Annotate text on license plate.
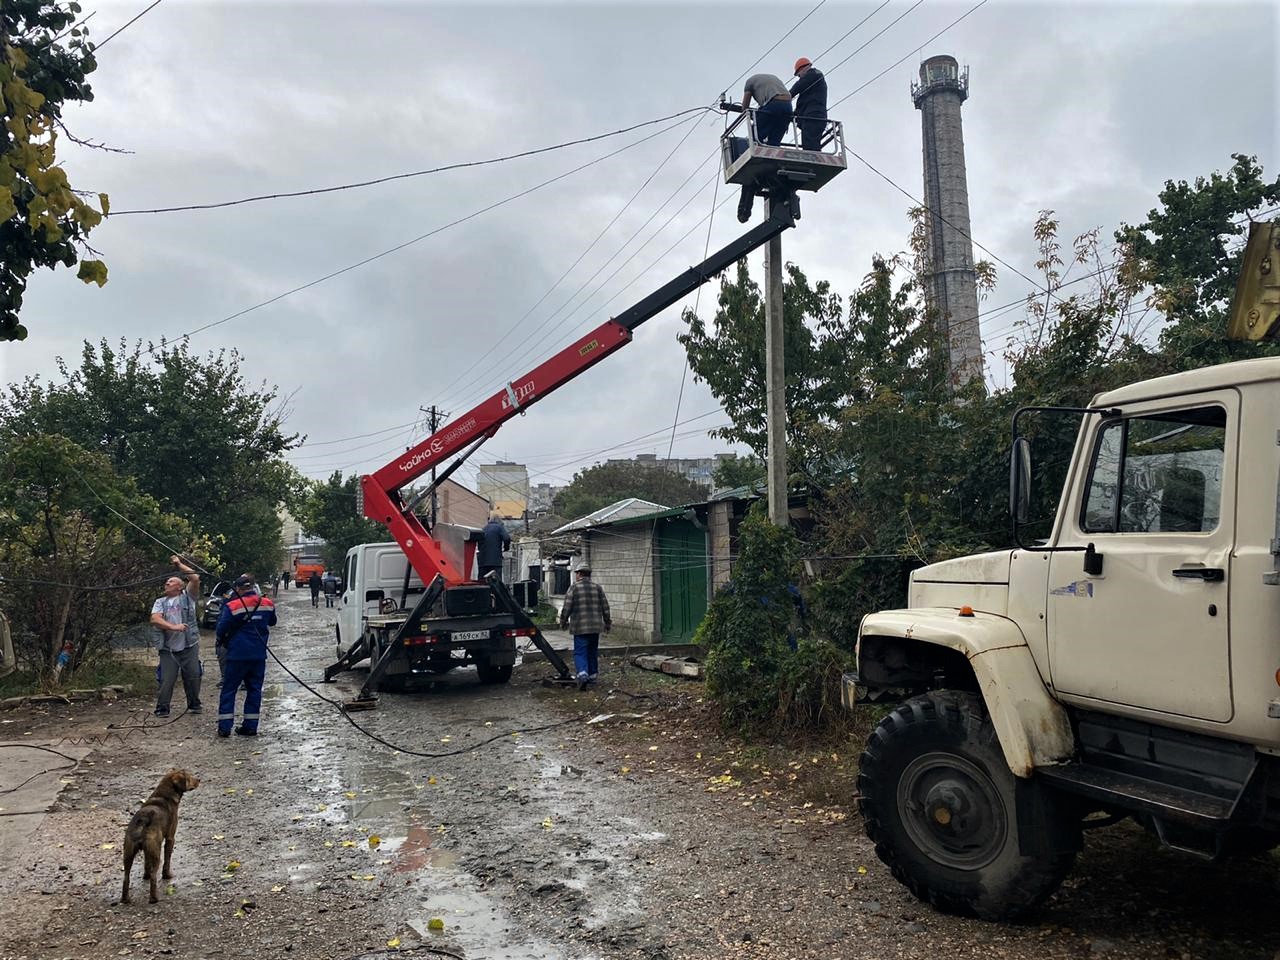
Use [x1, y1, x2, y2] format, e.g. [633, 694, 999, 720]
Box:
[452, 629, 490, 642]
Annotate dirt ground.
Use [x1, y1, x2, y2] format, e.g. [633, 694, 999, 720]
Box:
[1, 589, 1277, 960]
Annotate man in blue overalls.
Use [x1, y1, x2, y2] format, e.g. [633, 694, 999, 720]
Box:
[214, 574, 277, 737]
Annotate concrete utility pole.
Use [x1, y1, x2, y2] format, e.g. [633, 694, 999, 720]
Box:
[420, 405, 443, 527]
[912, 54, 984, 392]
[764, 231, 787, 527]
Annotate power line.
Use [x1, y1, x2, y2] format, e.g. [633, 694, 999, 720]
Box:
[96, 0, 164, 49]
[831, 0, 991, 109]
[111, 107, 711, 216]
[725, 0, 829, 92]
[813, 0, 896, 63]
[155, 114, 701, 349]
[427, 111, 711, 406]
[823, 0, 927, 79]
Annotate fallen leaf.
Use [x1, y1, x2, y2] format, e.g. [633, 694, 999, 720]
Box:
[427, 917, 445, 931]
[620, 766, 631, 774]
[427, 776, 437, 786]
[191, 879, 204, 887]
[344, 791, 357, 799]
[271, 884, 285, 893]
[323, 841, 334, 848]
[316, 804, 328, 812]
[245, 789, 254, 796]
[341, 840, 357, 848]
[234, 909, 245, 919]
[349, 873, 376, 881]
[165, 884, 176, 896]
[224, 788, 237, 794]
[291, 814, 304, 822]
[386, 937, 401, 948]
[541, 817, 554, 830]
[368, 835, 381, 848]
[212, 834, 224, 841]
[226, 860, 241, 871]
[99, 843, 115, 850]
[857, 866, 868, 875]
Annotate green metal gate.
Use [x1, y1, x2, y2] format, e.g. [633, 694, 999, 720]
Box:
[658, 519, 708, 643]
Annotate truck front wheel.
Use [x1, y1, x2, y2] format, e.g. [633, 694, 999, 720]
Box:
[858, 690, 1078, 921]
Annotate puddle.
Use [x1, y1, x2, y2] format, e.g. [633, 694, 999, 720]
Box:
[540, 764, 585, 779]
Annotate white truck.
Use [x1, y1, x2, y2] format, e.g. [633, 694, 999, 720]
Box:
[329, 537, 530, 691]
[848, 221, 1280, 919]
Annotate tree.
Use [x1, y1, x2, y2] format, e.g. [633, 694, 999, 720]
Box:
[712, 454, 765, 492]
[2, 2, 109, 342]
[679, 260, 852, 462]
[293, 472, 384, 570]
[1117, 153, 1280, 369]
[0, 339, 302, 577]
[552, 460, 708, 521]
[0, 434, 199, 682]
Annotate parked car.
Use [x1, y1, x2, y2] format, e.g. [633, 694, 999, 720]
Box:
[200, 581, 232, 629]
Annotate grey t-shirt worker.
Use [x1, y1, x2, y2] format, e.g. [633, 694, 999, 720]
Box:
[743, 73, 789, 105]
[150, 555, 203, 716]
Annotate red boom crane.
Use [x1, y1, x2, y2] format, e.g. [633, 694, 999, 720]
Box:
[331, 112, 846, 701]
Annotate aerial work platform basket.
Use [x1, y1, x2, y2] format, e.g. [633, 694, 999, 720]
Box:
[720, 110, 847, 193]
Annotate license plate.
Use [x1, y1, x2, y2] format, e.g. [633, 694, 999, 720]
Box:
[452, 629, 490, 642]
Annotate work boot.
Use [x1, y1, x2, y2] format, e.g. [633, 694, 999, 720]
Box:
[737, 187, 754, 223]
[234, 726, 258, 737]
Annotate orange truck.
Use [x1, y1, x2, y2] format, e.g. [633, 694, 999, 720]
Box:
[293, 554, 325, 584]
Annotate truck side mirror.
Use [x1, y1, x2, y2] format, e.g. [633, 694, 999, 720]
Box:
[1009, 436, 1031, 523]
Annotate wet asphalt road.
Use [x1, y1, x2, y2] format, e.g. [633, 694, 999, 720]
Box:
[1, 587, 1278, 960]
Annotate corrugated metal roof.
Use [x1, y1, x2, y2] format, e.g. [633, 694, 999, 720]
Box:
[551, 498, 668, 534]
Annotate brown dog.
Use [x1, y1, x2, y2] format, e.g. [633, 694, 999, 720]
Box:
[121, 768, 200, 904]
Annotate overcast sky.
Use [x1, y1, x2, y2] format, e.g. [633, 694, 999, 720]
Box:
[3, 0, 1276, 496]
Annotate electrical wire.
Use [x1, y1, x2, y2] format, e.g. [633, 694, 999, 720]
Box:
[153, 112, 705, 350]
[822, 0, 927, 79]
[830, 0, 991, 108]
[112, 107, 711, 216]
[96, 0, 165, 49]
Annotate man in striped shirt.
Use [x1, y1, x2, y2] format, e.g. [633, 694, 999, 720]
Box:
[559, 566, 611, 690]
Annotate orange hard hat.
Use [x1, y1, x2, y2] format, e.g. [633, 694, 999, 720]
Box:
[794, 57, 812, 75]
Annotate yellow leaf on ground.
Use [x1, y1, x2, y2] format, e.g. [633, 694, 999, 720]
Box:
[427, 918, 445, 931]
[99, 843, 115, 850]
[541, 817, 554, 830]
[386, 937, 401, 948]
[323, 841, 334, 848]
[856, 866, 868, 875]
[368, 835, 381, 848]
[344, 791, 357, 799]
[212, 834, 224, 840]
[271, 884, 285, 893]
[620, 766, 631, 774]
[245, 789, 254, 796]
[226, 860, 241, 871]
[165, 884, 176, 896]
[427, 776, 437, 785]
[341, 840, 357, 848]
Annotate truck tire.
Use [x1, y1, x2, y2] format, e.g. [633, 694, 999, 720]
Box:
[476, 661, 513, 685]
[858, 690, 1078, 921]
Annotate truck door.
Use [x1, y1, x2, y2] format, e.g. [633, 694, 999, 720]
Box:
[337, 550, 360, 653]
[1047, 393, 1237, 722]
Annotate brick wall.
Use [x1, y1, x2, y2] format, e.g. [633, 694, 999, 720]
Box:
[583, 527, 657, 642]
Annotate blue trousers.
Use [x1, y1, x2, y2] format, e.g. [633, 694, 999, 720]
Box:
[573, 633, 599, 680]
[218, 658, 266, 733]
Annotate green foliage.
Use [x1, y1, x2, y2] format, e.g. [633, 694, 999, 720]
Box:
[1117, 153, 1280, 369]
[711, 454, 764, 492]
[701, 507, 847, 732]
[0, 338, 301, 577]
[552, 460, 708, 520]
[0, 434, 196, 682]
[292, 471, 384, 570]
[2, 2, 108, 341]
[688, 156, 1277, 735]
